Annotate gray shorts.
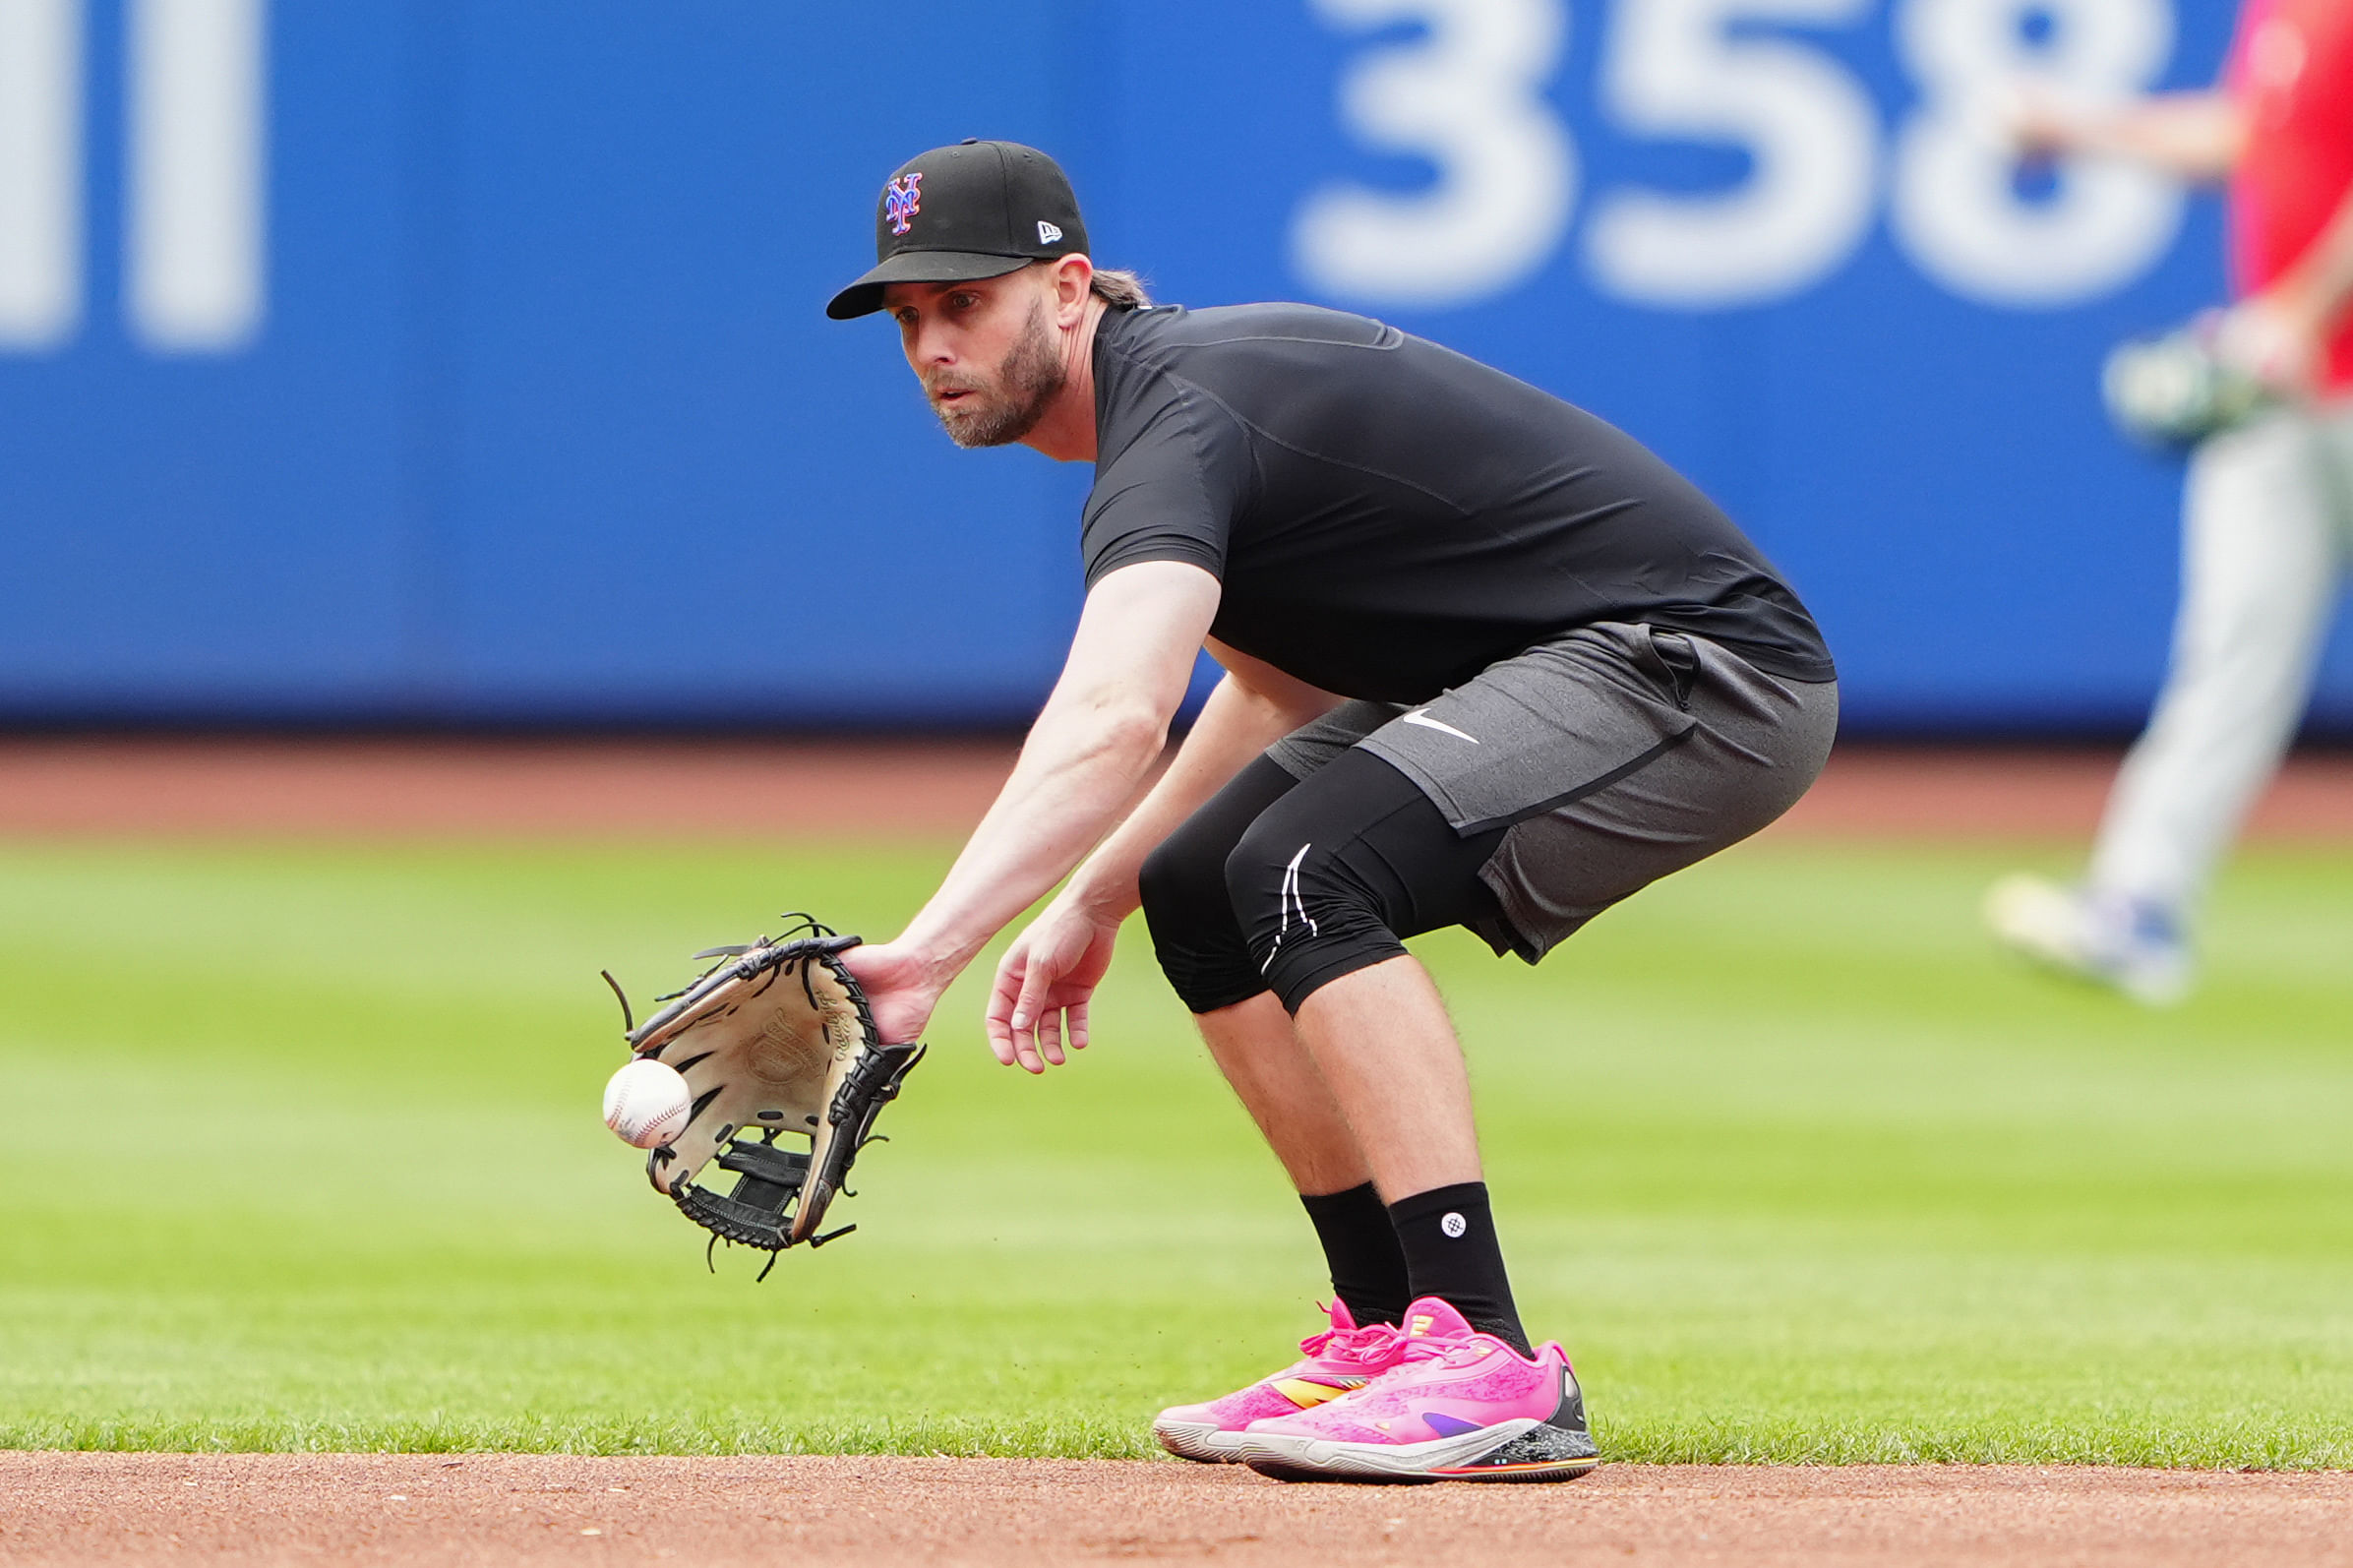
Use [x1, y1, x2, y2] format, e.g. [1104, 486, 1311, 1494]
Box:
[1264, 622, 1839, 960]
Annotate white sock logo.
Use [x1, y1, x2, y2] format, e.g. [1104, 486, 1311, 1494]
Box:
[1440, 1212, 1468, 1238]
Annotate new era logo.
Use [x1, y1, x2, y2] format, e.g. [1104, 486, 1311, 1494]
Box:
[1037, 220, 1063, 244]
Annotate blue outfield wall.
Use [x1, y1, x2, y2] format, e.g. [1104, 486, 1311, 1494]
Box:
[1, 0, 2347, 730]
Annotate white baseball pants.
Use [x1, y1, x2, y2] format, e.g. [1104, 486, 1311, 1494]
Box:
[2088, 398, 2353, 915]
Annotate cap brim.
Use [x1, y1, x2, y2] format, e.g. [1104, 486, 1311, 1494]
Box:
[825, 250, 1038, 321]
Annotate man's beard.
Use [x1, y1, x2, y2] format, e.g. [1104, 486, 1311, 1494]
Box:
[928, 302, 1066, 449]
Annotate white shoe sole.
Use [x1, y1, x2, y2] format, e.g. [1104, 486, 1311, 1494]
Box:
[1984, 874, 2191, 1006]
[1237, 1418, 1555, 1480]
[1152, 1417, 1250, 1464]
[1985, 874, 2094, 965]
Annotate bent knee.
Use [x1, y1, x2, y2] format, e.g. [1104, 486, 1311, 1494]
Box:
[1141, 836, 1270, 1015]
[1224, 818, 1405, 1014]
[1137, 835, 1212, 932]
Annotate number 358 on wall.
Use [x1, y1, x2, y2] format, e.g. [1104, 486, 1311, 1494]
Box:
[1294, 0, 2185, 311]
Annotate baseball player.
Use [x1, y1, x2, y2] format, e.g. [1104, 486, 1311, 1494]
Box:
[1988, 0, 2353, 1003]
[829, 140, 1837, 1481]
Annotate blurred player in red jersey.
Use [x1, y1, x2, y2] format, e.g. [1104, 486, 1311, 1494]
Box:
[1989, 0, 2353, 1003]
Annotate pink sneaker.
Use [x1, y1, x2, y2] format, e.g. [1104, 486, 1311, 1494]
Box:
[1153, 1301, 1408, 1463]
[1238, 1297, 1599, 1482]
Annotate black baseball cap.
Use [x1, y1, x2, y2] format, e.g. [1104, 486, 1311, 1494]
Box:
[825, 140, 1089, 321]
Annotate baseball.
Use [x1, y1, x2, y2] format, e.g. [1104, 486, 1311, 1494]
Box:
[603, 1057, 694, 1149]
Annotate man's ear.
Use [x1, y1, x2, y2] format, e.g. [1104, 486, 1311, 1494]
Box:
[1051, 254, 1095, 326]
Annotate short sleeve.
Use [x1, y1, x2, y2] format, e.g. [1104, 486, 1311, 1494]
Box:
[1080, 369, 1252, 589]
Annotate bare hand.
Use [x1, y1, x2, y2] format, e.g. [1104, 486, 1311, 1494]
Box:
[836, 940, 949, 1047]
[987, 903, 1121, 1073]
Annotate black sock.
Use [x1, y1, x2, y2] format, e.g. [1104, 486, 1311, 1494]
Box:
[1298, 1182, 1410, 1328]
[1387, 1181, 1533, 1357]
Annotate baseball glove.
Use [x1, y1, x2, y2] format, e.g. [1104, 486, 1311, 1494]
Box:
[2102, 312, 2272, 450]
[602, 917, 924, 1269]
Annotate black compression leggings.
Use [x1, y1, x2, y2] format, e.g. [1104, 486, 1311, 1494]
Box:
[1138, 750, 1508, 1015]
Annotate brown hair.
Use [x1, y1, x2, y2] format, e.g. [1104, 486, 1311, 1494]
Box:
[1089, 268, 1153, 310]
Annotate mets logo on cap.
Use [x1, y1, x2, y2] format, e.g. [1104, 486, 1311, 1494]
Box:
[883, 173, 923, 236]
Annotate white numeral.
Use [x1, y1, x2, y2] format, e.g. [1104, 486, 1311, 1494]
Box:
[1292, 0, 1575, 308]
[1584, 0, 1880, 307]
[0, 0, 82, 350]
[1890, 0, 2181, 306]
[127, 0, 268, 351]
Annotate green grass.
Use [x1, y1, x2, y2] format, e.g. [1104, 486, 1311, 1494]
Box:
[1, 832, 2349, 1465]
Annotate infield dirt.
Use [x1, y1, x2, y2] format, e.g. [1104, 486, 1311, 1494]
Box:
[1, 736, 2349, 840]
[6, 1454, 2353, 1568]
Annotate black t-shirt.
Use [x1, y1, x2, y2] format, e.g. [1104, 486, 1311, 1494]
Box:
[1081, 302, 1834, 703]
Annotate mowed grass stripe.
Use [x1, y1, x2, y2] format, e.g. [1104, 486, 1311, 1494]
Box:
[0, 837, 2346, 1464]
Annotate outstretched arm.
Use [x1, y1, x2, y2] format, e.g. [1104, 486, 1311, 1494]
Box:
[840, 561, 1219, 1045]
[2013, 89, 2245, 184]
[985, 641, 1343, 1071]
[2017, 78, 2350, 393]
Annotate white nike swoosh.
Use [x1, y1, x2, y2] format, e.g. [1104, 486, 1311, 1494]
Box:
[1401, 709, 1479, 744]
